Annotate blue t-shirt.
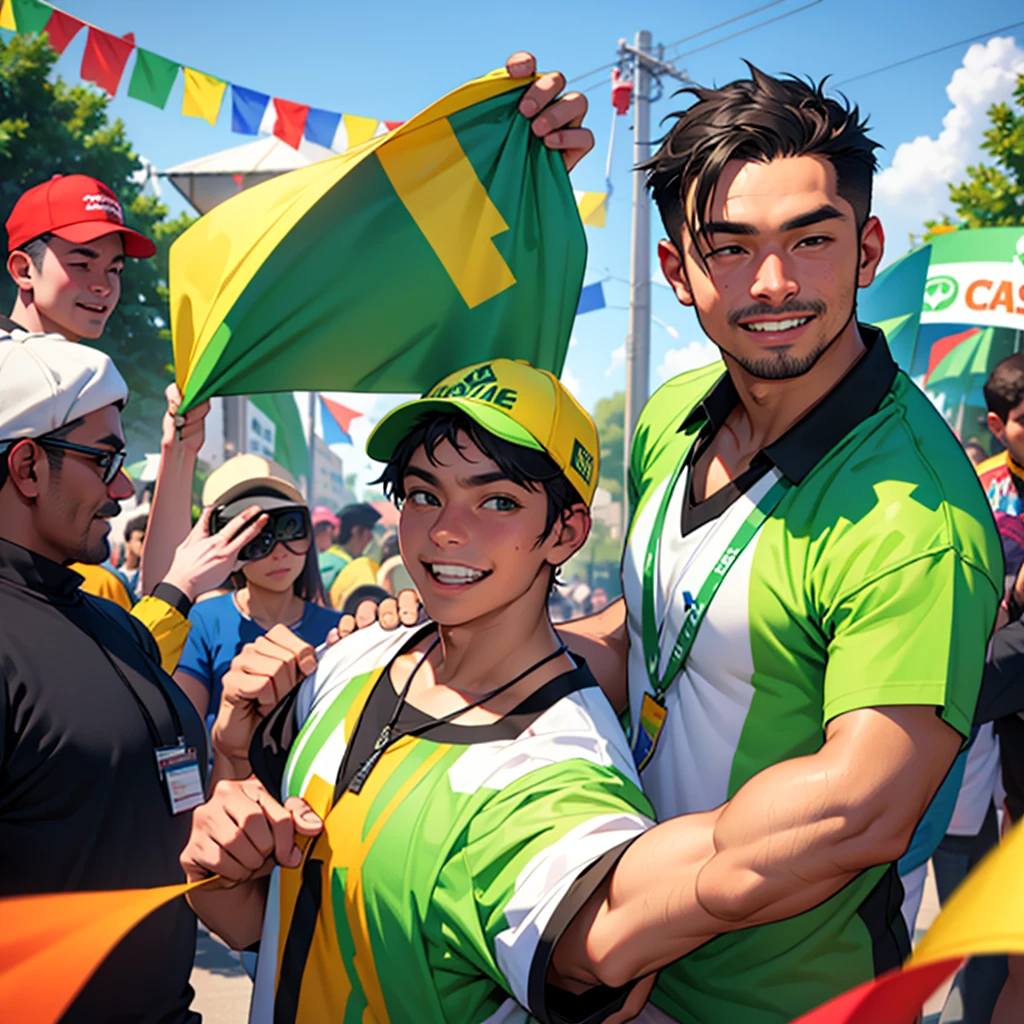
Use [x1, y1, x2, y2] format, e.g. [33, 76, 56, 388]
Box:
[176, 593, 341, 725]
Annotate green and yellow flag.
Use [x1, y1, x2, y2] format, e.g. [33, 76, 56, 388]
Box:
[172, 68, 586, 413]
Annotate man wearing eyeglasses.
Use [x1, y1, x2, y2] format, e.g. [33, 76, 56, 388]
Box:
[0, 334, 272, 1022]
[2, 173, 210, 669]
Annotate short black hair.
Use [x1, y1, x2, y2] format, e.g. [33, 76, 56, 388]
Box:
[984, 354, 1024, 422]
[338, 503, 380, 544]
[124, 514, 148, 541]
[375, 411, 585, 548]
[19, 232, 54, 271]
[642, 63, 881, 265]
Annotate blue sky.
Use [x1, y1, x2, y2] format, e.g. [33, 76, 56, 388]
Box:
[15, 0, 1024, 485]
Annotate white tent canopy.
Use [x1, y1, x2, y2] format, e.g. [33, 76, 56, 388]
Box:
[162, 135, 335, 215]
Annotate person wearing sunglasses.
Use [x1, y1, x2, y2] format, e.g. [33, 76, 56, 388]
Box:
[173, 455, 341, 732]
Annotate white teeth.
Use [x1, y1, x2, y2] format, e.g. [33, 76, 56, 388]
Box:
[744, 317, 811, 333]
[430, 563, 485, 583]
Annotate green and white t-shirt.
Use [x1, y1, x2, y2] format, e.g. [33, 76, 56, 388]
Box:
[623, 327, 1002, 1024]
[248, 622, 655, 1024]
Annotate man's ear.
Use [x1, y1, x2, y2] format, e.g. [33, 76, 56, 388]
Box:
[988, 411, 1008, 445]
[658, 239, 694, 308]
[7, 250, 35, 293]
[6, 440, 45, 501]
[548, 504, 592, 567]
[856, 216, 885, 288]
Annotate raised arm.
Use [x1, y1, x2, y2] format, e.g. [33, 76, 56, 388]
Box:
[552, 703, 960, 989]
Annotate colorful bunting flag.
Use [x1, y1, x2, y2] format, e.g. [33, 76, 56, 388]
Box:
[319, 395, 360, 446]
[260, 97, 310, 150]
[574, 190, 608, 228]
[80, 28, 135, 97]
[127, 48, 179, 110]
[0, 0, 51, 36]
[304, 107, 342, 149]
[39, 7, 82, 54]
[329, 113, 379, 152]
[576, 281, 605, 315]
[182, 67, 227, 126]
[231, 84, 270, 135]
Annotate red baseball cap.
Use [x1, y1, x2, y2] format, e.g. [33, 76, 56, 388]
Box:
[5, 174, 156, 258]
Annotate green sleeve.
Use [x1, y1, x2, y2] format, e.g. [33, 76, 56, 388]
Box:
[822, 549, 999, 737]
[431, 762, 652, 1010]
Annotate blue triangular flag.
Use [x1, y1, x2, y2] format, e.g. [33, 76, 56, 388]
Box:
[305, 108, 342, 149]
[231, 85, 271, 136]
[576, 281, 605, 316]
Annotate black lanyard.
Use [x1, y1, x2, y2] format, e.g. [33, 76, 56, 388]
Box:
[342, 634, 569, 796]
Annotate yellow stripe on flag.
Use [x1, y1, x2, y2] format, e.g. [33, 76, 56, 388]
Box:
[172, 67, 533, 401]
[377, 118, 517, 309]
[0, 0, 17, 32]
[181, 68, 227, 126]
[574, 190, 608, 228]
[343, 113, 379, 149]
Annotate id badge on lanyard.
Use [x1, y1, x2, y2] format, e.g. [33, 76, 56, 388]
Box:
[156, 740, 205, 815]
[632, 453, 790, 773]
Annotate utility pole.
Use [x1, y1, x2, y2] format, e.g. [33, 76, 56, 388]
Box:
[307, 391, 317, 504]
[619, 33, 691, 522]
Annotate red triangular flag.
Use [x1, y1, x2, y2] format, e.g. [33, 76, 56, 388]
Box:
[384, 120, 405, 131]
[232, 173, 244, 189]
[320, 394, 362, 434]
[42, 9, 85, 55]
[272, 98, 310, 150]
[80, 28, 135, 96]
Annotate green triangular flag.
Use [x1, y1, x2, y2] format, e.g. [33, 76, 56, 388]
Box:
[127, 48, 179, 109]
[10, 0, 52, 35]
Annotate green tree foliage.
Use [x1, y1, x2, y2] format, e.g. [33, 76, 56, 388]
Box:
[928, 73, 1024, 231]
[0, 33, 195, 455]
[592, 390, 625, 499]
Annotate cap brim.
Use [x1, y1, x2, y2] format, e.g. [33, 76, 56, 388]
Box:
[217, 493, 306, 520]
[367, 397, 544, 463]
[53, 222, 157, 259]
[210, 478, 306, 509]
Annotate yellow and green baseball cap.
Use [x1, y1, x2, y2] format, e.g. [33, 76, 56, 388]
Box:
[366, 359, 600, 505]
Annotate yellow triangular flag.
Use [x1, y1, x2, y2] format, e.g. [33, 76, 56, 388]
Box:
[343, 113, 379, 150]
[0, 0, 18, 32]
[181, 67, 227, 127]
[574, 190, 608, 228]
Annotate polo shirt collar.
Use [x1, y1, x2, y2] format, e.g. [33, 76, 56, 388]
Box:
[0, 537, 84, 604]
[679, 323, 897, 485]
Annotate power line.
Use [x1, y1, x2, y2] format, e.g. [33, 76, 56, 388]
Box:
[834, 21, 1024, 86]
[669, 0, 824, 63]
[662, 0, 798, 55]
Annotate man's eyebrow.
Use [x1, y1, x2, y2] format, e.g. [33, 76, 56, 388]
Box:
[403, 466, 440, 486]
[779, 204, 845, 231]
[462, 470, 514, 488]
[89, 433, 126, 451]
[702, 205, 846, 238]
[67, 246, 100, 259]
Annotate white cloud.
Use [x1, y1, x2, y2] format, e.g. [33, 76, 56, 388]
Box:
[561, 366, 583, 399]
[657, 340, 720, 381]
[874, 36, 1024, 232]
[605, 344, 625, 377]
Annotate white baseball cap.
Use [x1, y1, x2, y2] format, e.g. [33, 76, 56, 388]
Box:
[201, 453, 305, 510]
[0, 333, 128, 442]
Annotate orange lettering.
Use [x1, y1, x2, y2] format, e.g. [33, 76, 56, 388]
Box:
[990, 280, 1015, 313]
[966, 280, 992, 310]
[1017, 283, 1024, 314]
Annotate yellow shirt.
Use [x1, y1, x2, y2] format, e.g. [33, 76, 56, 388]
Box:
[73, 563, 191, 674]
[328, 556, 381, 611]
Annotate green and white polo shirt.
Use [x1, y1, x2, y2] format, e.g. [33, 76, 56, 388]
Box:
[623, 326, 1002, 1024]
[248, 622, 655, 1024]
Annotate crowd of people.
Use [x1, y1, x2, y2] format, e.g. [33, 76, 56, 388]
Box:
[2, 49, 1024, 1024]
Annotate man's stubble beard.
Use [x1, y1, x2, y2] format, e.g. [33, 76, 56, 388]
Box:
[696, 274, 859, 382]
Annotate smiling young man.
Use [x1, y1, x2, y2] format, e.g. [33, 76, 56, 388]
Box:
[539, 66, 1003, 1020]
[180, 359, 667, 1024]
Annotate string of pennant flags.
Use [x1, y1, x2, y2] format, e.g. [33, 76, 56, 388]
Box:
[0, 0, 608, 226]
